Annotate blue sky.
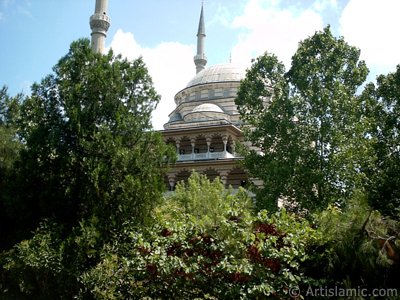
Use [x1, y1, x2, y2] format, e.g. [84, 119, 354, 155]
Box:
[1, 0, 399, 129]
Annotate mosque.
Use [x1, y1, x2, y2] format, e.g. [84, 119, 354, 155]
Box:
[90, 0, 259, 191]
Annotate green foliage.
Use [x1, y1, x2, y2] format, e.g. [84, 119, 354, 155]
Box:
[2, 27, 399, 300]
[0, 85, 22, 181]
[158, 172, 253, 228]
[235, 24, 400, 300]
[1, 218, 111, 299]
[0, 38, 175, 298]
[311, 193, 400, 292]
[1, 221, 67, 299]
[0, 86, 21, 126]
[0, 86, 24, 249]
[361, 65, 400, 219]
[0, 125, 20, 174]
[236, 26, 370, 212]
[80, 173, 323, 299]
[236, 53, 294, 212]
[4, 39, 174, 246]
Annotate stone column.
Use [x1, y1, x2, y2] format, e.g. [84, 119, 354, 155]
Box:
[222, 136, 228, 153]
[206, 137, 211, 158]
[191, 138, 196, 159]
[175, 139, 181, 158]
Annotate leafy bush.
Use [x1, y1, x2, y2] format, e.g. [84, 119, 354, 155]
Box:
[1, 221, 69, 299]
[80, 173, 323, 299]
[6, 175, 399, 300]
[310, 193, 400, 294]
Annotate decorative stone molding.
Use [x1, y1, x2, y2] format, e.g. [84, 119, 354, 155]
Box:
[90, 13, 111, 34]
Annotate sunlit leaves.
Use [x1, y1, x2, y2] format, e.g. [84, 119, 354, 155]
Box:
[236, 26, 370, 211]
[79, 173, 322, 299]
[362, 65, 400, 219]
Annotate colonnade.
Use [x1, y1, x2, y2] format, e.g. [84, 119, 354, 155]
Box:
[168, 134, 237, 161]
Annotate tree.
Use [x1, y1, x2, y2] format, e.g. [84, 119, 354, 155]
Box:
[5, 38, 174, 246]
[1, 38, 176, 298]
[312, 193, 400, 292]
[0, 86, 22, 180]
[0, 86, 23, 248]
[236, 27, 369, 212]
[236, 53, 295, 212]
[362, 65, 400, 219]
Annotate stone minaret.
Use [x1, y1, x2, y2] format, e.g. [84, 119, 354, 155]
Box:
[194, 4, 207, 74]
[90, 0, 111, 54]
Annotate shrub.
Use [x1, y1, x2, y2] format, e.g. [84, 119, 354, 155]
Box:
[80, 173, 323, 299]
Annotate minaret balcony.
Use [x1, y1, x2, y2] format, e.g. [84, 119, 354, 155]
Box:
[90, 13, 111, 23]
[90, 13, 111, 33]
[194, 53, 207, 61]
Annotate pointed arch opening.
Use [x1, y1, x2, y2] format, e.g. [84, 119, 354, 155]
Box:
[203, 168, 220, 183]
[175, 170, 191, 187]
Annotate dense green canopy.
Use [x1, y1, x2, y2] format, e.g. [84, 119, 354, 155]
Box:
[1, 39, 174, 248]
[236, 27, 369, 212]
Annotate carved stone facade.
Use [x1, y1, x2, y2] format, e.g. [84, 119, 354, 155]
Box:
[161, 64, 260, 190]
[159, 5, 262, 191]
[90, 14, 111, 33]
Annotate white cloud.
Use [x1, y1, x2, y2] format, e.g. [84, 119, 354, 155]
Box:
[208, 3, 232, 28]
[109, 0, 394, 130]
[312, 0, 338, 12]
[339, 0, 400, 77]
[107, 30, 142, 60]
[108, 29, 195, 130]
[230, 0, 324, 70]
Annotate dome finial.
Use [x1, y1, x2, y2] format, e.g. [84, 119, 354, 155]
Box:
[194, 2, 207, 74]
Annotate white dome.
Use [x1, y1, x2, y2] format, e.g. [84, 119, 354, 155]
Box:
[192, 103, 224, 113]
[186, 63, 245, 88]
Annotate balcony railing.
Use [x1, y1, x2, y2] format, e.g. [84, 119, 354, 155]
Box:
[177, 151, 235, 161]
